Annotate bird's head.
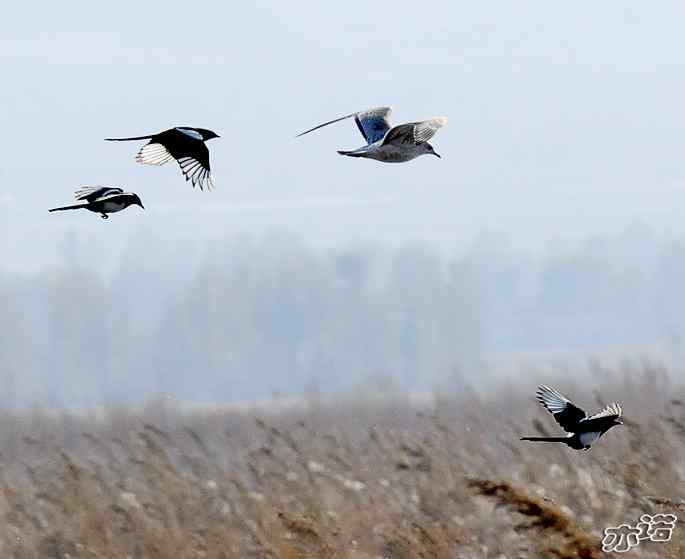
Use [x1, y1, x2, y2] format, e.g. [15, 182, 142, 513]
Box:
[423, 143, 441, 159]
[196, 128, 220, 141]
[130, 194, 145, 210]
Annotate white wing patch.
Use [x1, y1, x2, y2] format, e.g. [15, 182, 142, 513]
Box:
[177, 157, 214, 191]
[136, 143, 174, 166]
[175, 127, 203, 141]
[584, 403, 622, 421]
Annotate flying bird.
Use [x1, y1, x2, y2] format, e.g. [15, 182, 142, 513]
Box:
[105, 127, 219, 190]
[520, 385, 623, 450]
[296, 107, 447, 163]
[49, 186, 144, 220]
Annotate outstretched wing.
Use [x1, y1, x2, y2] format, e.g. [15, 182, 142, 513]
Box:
[583, 403, 622, 422]
[382, 117, 448, 146]
[74, 186, 124, 202]
[177, 142, 214, 191]
[354, 107, 393, 143]
[535, 385, 587, 432]
[296, 106, 392, 144]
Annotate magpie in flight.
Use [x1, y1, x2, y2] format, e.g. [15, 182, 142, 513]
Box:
[296, 107, 447, 163]
[49, 186, 144, 219]
[520, 385, 623, 450]
[105, 127, 219, 191]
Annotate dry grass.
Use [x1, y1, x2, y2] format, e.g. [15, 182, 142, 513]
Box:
[0, 363, 683, 558]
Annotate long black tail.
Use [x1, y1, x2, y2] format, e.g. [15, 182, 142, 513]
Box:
[49, 203, 88, 213]
[337, 150, 364, 157]
[104, 134, 153, 141]
[520, 436, 569, 443]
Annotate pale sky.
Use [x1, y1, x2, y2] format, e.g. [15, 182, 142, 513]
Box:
[3, 2, 685, 270]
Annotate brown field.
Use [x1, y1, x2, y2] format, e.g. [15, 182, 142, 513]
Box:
[0, 363, 683, 558]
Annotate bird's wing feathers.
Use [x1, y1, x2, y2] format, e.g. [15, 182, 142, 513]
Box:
[74, 186, 123, 202]
[536, 385, 587, 432]
[354, 107, 393, 144]
[414, 117, 448, 142]
[382, 117, 448, 146]
[584, 403, 622, 422]
[177, 142, 213, 191]
[136, 137, 213, 190]
[178, 158, 213, 191]
[175, 127, 204, 141]
[296, 106, 392, 144]
[136, 142, 175, 166]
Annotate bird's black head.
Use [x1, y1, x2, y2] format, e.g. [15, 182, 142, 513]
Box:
[130, 193, 145, 210]
[195, 128, 220, 141]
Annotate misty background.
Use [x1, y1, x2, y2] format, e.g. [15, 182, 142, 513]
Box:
[2, 3, 685, 407]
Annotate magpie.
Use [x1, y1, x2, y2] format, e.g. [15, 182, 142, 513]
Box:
[49, 186, 144, 219]
[520, 385, 623, 450]
[105, 127, 219, 191]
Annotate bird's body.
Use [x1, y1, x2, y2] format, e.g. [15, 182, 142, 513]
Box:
[49, 186, 144, 219]
[297, 107, 447, 162]
[521, 385, 623, 451]
[337, 141, 437, 163]
[105, 127, 219, 191]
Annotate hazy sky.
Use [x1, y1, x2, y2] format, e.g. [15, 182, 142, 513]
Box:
[3, 2, 685, 270]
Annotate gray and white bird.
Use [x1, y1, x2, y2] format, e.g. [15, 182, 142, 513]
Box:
[49, 186, 144, 220]
[296, 107, 447, 162]
[520, 385, 624, 451]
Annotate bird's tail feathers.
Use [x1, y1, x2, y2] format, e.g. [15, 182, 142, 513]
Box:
[520, 436, 569, 443]
[296, 113, 355, 138]
[104, 135, 153, 141]
[49, 203, 88, 213]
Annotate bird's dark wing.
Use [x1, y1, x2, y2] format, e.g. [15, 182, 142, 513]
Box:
[296, 107, 392, 145]
[135, 142, 175, 166]
[176, 141, 213, 191]
[382, 117, 448, 146]
[74, 186, 124, 202]
[535, 385, 587, 432]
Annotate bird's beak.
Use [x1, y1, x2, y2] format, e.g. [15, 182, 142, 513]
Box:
[138, 203, 145, 210]
[433, 152, 442, 159]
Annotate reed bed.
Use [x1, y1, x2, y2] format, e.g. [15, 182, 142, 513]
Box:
[0, 363, 682, 558]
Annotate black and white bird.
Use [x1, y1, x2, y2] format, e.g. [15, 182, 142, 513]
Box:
[105, 127, 219, 190]
[520, 385, 623, 450]
[49, 186, 144, 220]
[296, 107, 447, 162]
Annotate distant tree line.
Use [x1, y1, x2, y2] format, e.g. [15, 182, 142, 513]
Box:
[0, 225, 683, 407]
